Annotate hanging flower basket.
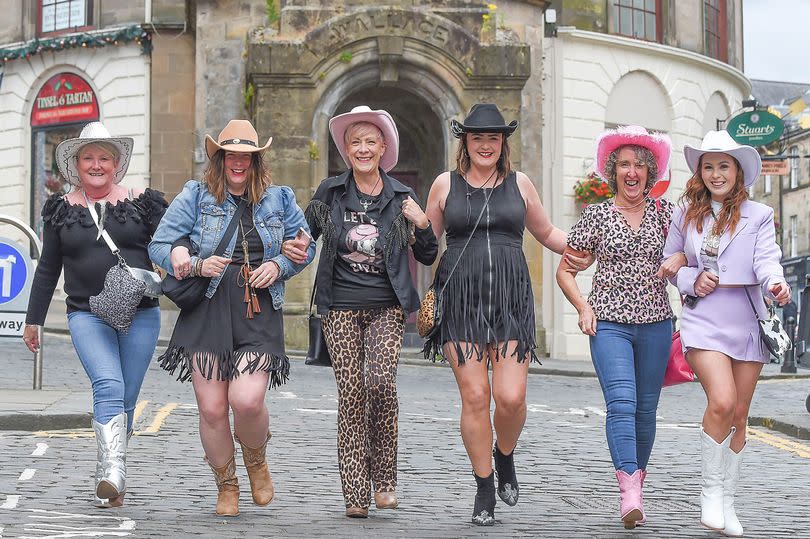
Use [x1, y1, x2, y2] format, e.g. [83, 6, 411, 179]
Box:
[574, 172, 613, 208]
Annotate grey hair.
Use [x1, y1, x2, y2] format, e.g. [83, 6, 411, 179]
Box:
[603, 145, 659, 194]
[343, 121, 385, 146]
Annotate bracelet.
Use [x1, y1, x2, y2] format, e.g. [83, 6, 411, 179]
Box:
[195, 258, 204, 277]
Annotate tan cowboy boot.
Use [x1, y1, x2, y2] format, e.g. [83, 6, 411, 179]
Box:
[236, 431, 274, 506]
[206, 454, 239, 516]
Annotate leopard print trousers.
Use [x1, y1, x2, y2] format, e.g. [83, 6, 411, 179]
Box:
[322, 306, 405, 509]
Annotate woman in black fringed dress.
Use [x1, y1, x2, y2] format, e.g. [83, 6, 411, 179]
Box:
[424, 104, 588, 526]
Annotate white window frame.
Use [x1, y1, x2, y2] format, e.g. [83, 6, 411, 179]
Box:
[764, 174, 772, 195]
[789, 146, 799, 189]
[789, 215, 798, 258]
[40, 0, 89, 35]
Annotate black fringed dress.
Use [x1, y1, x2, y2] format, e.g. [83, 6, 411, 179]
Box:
[423, 170, 538, 364]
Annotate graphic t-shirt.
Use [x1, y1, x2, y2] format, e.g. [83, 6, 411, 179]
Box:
[330, 182, 399, 310]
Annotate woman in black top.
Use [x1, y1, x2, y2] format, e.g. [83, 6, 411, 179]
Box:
[283, 106, 438, 518]
[23, 122, 167, 508]
[424, 104, 586, 526]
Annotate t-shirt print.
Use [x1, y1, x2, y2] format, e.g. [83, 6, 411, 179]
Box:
[341, 210, 384, 274]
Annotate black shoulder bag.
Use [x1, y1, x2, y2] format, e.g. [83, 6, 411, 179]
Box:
[161, 198, 247, 310]
[304, 281, 332, 367]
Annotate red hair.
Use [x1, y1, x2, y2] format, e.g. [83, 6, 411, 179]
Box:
[680, 155, 748, 235]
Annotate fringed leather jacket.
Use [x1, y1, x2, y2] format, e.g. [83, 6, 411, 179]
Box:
[305, 169, 438, 314]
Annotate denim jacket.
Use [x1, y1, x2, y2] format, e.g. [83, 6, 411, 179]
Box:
[149, 180, 315, 309]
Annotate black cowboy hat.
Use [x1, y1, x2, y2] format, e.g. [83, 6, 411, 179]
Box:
[450, 103, 519, 138]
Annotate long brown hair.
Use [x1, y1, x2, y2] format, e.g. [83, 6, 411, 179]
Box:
[680, 154, 748, 235]
[203, 150, 272, 204]
[455, 133, 512, 179]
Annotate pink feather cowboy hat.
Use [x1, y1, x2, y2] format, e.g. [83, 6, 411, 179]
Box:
[329, 105, 399, 172]
[595, 125, 672, 182]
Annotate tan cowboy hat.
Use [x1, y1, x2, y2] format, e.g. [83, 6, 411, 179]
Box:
[54, 122, 133, 186]
[204, 119, 272, 159]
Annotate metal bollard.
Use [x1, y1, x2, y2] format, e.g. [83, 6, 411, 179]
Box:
[33, 325, 43, 390]
[782, 316, 797, 374]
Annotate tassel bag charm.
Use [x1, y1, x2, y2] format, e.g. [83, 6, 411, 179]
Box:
[237, 221, 262, 319]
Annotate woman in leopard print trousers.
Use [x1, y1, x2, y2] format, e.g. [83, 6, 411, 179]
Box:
[283, 106, 438, 518]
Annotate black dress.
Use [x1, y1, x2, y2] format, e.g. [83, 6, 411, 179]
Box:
[158, 196, 288, 388]
[424, 170, 537, 364]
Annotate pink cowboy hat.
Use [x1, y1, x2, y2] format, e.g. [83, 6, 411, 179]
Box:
[329, 105, 399, 172]
[595, 125, 672, 181]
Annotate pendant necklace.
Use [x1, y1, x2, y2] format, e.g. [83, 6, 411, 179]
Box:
[612, 198, 645, 212]
[357, 174, 382, 212]
[235, 203, 262, 319]
[463, 168, 497, 225]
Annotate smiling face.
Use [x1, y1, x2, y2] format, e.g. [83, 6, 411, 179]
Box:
[223, 151, 253, 192]
[344, 122, 385, 175]
[700, 152, 741, 202]
[466, 132, 503, 170]
[76, 144, 119, 191]
[614, 146, 650, 202]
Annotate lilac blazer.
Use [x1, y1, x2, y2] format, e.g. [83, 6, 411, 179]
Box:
[663, 200, 786, 299]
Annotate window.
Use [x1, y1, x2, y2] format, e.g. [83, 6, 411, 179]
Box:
[764, 174, 772, 195]
[613, 0, 661, 42]
[789, 146, 799, 189]
[704, 0, 727, 61]
[39, 0, 91, 35]
[789, 215, 798, 258]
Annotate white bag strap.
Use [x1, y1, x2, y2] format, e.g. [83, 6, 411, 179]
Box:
[83, 191, 122, 259]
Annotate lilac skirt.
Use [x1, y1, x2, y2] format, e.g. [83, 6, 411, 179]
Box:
[680, 287, 768, 363]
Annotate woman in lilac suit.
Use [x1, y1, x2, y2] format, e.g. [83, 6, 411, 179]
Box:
[662, 130, 790, 537]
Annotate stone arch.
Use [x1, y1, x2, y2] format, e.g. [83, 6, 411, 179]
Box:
[702, 91, 731, 133]
[605, 70, 673, 132]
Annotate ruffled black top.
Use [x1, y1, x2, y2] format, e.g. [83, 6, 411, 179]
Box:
[25, 189, 169, 325]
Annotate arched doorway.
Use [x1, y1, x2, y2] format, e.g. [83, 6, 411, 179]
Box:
[327, 87, 444, 341]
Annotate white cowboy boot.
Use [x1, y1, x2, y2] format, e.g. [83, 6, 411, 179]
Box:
[94, 428, 131, 508]
[700, 427, 734, 531]
[722, 444, 745, 537]
[92, 413, 127, 504]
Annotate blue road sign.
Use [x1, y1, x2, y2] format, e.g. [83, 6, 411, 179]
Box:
[0, 241, 27, 305]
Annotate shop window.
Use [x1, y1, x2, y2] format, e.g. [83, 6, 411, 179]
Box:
[39, 0, 92, 35]
[790, 146, 799, 189]
[704, 0, 727, 62]
[612, 0, 661, 43]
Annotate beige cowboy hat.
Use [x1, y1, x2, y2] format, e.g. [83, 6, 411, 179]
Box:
[204, 119, 272, 159]
[54, 122, 134, 186]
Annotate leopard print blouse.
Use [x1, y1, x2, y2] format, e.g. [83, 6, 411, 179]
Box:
[567, 198, 674, 324]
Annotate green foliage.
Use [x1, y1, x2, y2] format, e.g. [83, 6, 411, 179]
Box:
[266, 0, 280, 26]
[308, 140, 320, 161]
[1, 25, 152, 63]
[339, 51, 353, 63]
[243, 82, 255, 111]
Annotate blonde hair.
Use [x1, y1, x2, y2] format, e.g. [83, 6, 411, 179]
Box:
[76, 142, 120, 161]
[343, 122, 385, 147]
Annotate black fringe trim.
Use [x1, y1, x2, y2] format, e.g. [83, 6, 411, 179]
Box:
[158, 346, 290, 389]
[305, 200, 336, 261]
[384, 212, 411, 261]
[422, 243, 539, 365]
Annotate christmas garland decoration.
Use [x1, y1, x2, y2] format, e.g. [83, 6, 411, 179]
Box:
[1, 25, 152, 63]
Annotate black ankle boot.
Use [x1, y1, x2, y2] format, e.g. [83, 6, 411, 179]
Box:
[494, 442, 519, 506]
[472, 471, 496, 526]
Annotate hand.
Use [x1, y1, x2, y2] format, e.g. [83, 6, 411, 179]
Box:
[249, 261, 280, 288]
[564, 251, 594, 273]
[577, 304, 597, 336]
[200, 256, 231, 278]
[693, 271, 719, 297]
[282, 238, 309, 264]
[23, 324, 39, 353]
[170, 246, 192, 279]
[402, 196, 429, 229]
[769, 282, 791, 306]
[656, 252, 687, 279]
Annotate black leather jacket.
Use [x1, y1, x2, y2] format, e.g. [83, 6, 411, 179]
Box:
[305, 169, 438, 314]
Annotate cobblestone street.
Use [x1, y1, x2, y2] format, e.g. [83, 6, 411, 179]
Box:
[1, 335, 809, 538]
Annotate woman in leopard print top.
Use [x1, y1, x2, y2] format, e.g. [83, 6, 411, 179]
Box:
[556, 125, 685, 530]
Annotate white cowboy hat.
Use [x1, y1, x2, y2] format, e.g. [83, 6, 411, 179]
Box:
[329, 106, 399, 172]
[55, 122, 134, 186]
[684, 130, 762, 187]
[204, 119, 272, 159]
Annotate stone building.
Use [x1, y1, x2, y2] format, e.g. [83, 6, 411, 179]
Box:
[0, 0, 751, 358]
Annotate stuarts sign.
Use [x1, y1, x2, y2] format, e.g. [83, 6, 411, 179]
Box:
[31, 73, 99, 127]
[725, 110, 784, 147]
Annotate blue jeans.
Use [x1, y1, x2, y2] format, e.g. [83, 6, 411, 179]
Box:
[67, 307, 161, 432]
[589, 319, 671, 473]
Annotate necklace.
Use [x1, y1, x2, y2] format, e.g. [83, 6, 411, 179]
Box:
[356, 174, 382, 212]
[612, 198, 645, 211]
[82, 187, 114, 203]
[463, 168, 498, 225]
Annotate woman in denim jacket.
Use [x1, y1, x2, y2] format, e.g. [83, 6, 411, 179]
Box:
[149, 120, 315, 517]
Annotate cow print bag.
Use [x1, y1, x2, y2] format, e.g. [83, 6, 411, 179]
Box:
[744, 286, 792, 359]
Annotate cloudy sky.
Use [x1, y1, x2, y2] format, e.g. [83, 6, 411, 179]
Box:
[743, 0, 810, 83]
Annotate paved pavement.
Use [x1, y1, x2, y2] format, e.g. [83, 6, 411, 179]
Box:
[1, 333, 809, 538]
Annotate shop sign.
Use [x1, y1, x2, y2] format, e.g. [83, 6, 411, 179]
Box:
[761, 159, 790, 175]
[31, 73, 99, 127]
[725, 110, 784, 147]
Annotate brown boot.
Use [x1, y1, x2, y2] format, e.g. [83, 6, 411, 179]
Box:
[206, 454, 239, 516]
[236, 431, 274, 506]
